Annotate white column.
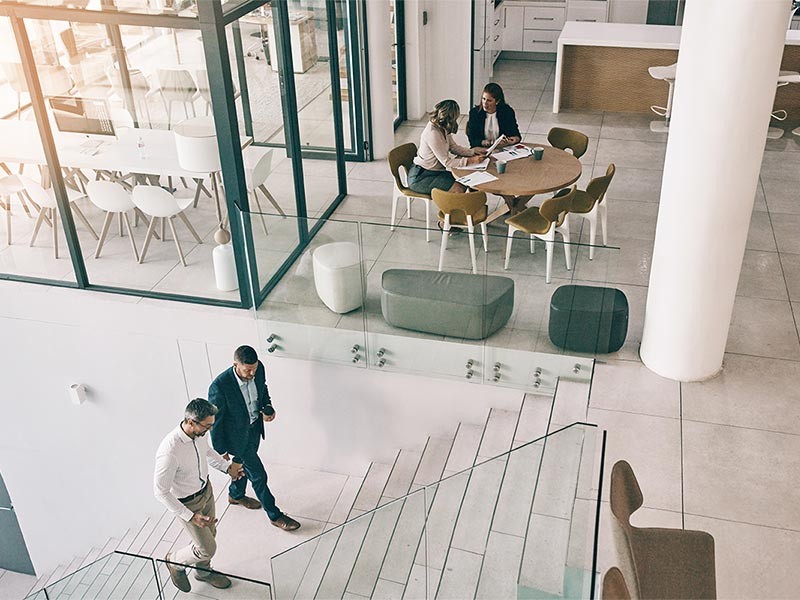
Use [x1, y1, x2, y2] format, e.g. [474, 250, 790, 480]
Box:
[365, 0, 394, 159]
[640, 0, 789, 381]
[404, 0, 426, 120]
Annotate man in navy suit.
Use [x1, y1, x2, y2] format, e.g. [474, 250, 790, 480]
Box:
[208, 345, 300, 531]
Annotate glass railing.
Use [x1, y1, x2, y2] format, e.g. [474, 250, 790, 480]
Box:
[269, 422, 602, 599]
[24, 551, 272, 600]
[240, 205, 622, 393]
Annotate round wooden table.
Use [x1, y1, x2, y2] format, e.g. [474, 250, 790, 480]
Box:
[452, 144, 582, 223]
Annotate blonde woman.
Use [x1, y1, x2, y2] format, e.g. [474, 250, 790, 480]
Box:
[407, 99, 486, 196]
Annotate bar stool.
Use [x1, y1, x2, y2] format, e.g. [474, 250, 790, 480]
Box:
[648, 62, 677, 133]
[768, 70, 800, 139]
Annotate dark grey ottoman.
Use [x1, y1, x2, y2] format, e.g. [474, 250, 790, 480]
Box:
[549, 285, 628, 353]
[381, 269, 514, 339]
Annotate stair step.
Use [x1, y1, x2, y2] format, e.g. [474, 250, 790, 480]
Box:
[550, 379, 590, 430]
[126, 516, 160, 555]
[477, 409, 520, 459]
[444, 423, 484, 473]
[350, 458, 396, 516]
[413, 436, 455, 488]
[138, 510, 175, 557]
[519, 514, 570, 594]
[403, 563, 440, 599]
[377, 489, 429, 587]
[475, 531, 525, 600]
[279, 531, 340, 599]
[492, 443, 543, 537]
[330, 475, 366, 524]
[514, 393, 554, 447]
[532, 426, 584, 520]
[450, 457, 506, 555]
[116, 521, 143, 553]
[315, 516, 372, 599]
[344, 500, 404, 596]
[382, 449, 423, 501]
[415, 470, 471, 573]
[437, 548, 482, 599]
[373, 577, 406, 599]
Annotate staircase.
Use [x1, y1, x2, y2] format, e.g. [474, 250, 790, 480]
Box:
[270, 378, 601, 600]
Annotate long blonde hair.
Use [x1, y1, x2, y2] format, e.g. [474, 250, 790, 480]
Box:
[429, 99, 460, 135]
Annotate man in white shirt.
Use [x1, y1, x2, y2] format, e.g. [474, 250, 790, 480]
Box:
[154, 398, 244, 593]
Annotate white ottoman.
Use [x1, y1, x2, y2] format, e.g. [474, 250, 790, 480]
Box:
[312, 241, 362, 313]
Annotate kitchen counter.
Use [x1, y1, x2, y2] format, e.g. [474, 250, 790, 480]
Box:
[554, 22, 800, 113]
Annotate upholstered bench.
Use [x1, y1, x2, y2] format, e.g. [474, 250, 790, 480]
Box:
[381, 269, 514, 339]
[549, 284, 628, 353]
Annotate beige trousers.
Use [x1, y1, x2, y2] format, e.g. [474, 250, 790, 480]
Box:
[173, 482, 217, 572]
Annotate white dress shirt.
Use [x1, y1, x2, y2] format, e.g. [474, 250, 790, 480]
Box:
[234, 370, 260, 425]
[484, 112, 499, 143]
[154, 424, 232, 522]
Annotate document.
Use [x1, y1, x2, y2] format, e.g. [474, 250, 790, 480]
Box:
[455, 171, 498, 187]
[460, 158, 490, 171]
[492, 144, 533, 162]
[485, 135, 507, 156]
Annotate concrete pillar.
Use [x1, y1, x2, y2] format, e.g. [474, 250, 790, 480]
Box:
[365, 0, 394, 159]
[640, 0, 789, 381]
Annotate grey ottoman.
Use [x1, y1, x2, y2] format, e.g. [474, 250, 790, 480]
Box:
[381, 269, 514, 339]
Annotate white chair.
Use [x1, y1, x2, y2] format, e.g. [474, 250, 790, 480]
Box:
[1, 63, 26, 119]
[132, 185, 201, 266]
[0, 174, 29, 245]
[108, 67, 153, 127]
[22, 176, 98, 258]
[648, 63, 677, 133]
[109, 106, 135, 130]
[155, 69, 199, 128]
[174, 116, 223, 221]
[243, 148, 285, 236]
[195, 69, 240, 116]
[504, 187, 575, 284]
[86, 180, 139, 261]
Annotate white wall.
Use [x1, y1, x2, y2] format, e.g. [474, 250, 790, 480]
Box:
[404, 0, 472, 117]
[366, 0, 395, 158]
[0, 282, 521, 575]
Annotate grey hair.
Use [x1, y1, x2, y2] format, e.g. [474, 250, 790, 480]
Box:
[185, 398, 218, 422]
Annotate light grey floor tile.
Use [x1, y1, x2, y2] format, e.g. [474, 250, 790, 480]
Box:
[772, 212, 800, 254]
[727, 296, 800, 360]
[595, 139, 666, 171]
[346, 501, 403, 597]
[475, 531, 525, 600]
[513, 393, 553, 443]
[683, 420, 800, 530]
[760, 148, 800, 182]
[590, 359, 680, 419]
[598, 165, 663, 203]
[450, 458, 506, 556]
[599, 199, 659, 241]
[383, 450, 423, 499]
[527, 110, 603, 138]
[599, 112, 669, 143]
[329, 475, 366, 524]
[684, 514, 800, 600]
[413, 436, 455, 487]
[587, 407, 682, 512]
[378, 493, 427, 585]
[402, 563, 440, 600]
[762, 176, 800, 214]
[682, 353, 800, 435]
[781, 252, 800, 302]
[436, 548, 482, 600]
[746, 210, 778, 252]
[736, 250, 789, 301]
[372, 577, 406, 600]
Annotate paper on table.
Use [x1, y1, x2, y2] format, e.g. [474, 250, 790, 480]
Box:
[485, 135, 507, 156]
[493, 144, 533, 162]
[455, 171, 498, 187]
[460, 158, 489, 171]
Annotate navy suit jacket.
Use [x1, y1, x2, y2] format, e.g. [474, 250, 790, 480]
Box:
[208, 362, 273, 459]
[466, 103, 521, 148]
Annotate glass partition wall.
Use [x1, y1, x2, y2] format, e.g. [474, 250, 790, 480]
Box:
[0, 0, 352, 307]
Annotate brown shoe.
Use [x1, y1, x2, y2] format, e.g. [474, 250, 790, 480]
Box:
[228, 495, 262, 510]
[165, 553, 191, 593]
[194, 570, 232, 589]
[271, 514, 301, 531]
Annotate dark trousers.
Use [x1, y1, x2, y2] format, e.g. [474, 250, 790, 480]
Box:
[230, 421, 281, 521]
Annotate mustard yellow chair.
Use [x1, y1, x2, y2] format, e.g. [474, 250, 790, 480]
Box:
[431, 189, 489, 274]
[504, 187, 575, 283]
[570, 163, 615, 259]
[388, 142, 432, 242]
[547, 126, 589, 159]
